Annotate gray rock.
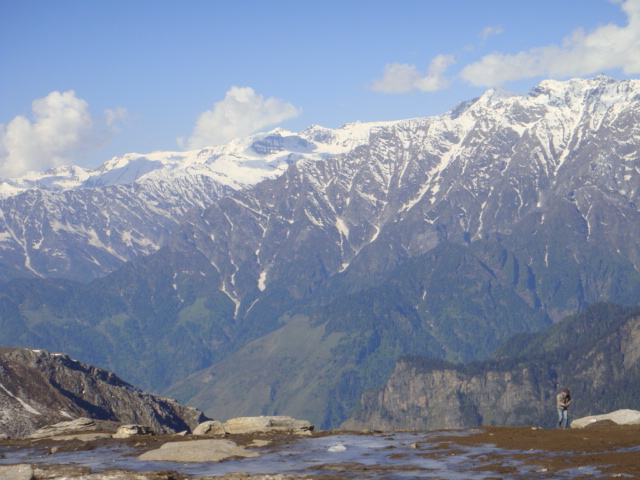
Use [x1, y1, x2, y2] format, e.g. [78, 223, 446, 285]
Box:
[223, 416, 313, 435]
[0, 464, 34, 480]
[112, 424, 153, 438]
[571, 409, 640, 428]
[193, 420, 226, 436]
[138, 438, 259, 462]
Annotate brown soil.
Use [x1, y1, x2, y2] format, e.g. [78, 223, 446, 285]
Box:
[2, 425, 639, 479]
[436, 423, 640, 478]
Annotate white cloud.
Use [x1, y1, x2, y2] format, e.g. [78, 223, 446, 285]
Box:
[104, 107, 130, 128]
[460, 0, 640, 86]
[371, 54, 456, 94]
[184, 87, 302, 149]
[0, 91, 127, 178]
[371, 63, 422, 94]
[480, 26, 504, 42]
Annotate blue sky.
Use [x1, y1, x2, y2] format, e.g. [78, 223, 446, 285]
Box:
[1, 0, 639, 177]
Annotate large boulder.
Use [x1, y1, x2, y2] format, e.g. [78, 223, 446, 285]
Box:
[193, 420, 226, 436]
[571, 409, 640, 428]
[223, 416, 313, 435]
[138, 439, 259, 462]
[0, 464, 34, 480]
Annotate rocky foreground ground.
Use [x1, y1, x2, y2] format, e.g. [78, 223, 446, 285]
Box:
[1, 421, 638, 480]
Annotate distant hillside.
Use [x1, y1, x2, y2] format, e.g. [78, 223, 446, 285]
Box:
[345, 303, 640, 430]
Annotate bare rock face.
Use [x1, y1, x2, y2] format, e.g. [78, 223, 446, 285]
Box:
[0, 347, 209, 438]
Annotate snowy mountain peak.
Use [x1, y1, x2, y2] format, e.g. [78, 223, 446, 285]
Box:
[476, 87, 518, 106]
[0, 127, 371, 199]
[528, 75, 640, 107]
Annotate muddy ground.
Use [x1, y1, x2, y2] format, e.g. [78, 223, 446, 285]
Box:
[1, 422, 638, 479]
[438, 422, 640, 478]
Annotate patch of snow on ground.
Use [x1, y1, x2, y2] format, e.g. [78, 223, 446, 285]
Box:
[0, 382, 41, 415]
[258, 271, 267, 291]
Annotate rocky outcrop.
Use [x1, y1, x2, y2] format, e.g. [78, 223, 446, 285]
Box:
[27, 417, 114, 440]
[571, 409, 640, 428]
[0, 347, 209, 438]
[223, 416, 313, 435]
[191, 416, 314, 437]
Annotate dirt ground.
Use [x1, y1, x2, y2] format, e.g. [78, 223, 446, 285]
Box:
[2, 423, 639, 479]
[436, 422, 640, 478]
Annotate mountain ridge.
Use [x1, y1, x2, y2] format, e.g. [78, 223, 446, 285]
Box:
[0, 347, 208, 438]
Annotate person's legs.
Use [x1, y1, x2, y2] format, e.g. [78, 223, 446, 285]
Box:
[557, 408, 564, 427]
[562, 409, 569, 428]
[557, 408, 569, 428]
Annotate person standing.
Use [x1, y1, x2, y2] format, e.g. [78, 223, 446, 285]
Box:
[556, 388, 571, 428]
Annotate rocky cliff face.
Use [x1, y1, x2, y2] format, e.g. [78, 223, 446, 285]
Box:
[345, 360, 552, 431]
[345, 303, 640, 430]
[0, 348, 208, 438]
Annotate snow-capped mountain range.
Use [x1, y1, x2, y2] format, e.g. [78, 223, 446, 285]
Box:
[1, 74, 639, 288]
[2, 75, 640, 429]
[0, 123, 384, 281]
